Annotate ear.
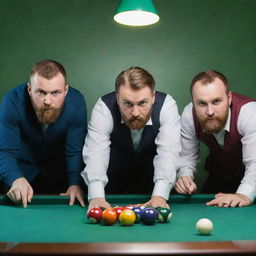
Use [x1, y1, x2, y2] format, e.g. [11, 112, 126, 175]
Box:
[152, 90, 156, 104]
[116, 92, 120, 106]
[64, 85, 69, 96]
[227, 91, 232, 106]
[27, 83, 32, 96]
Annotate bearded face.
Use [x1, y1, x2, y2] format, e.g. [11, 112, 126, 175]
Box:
[195, 103, 229, 134]
[31, 98, 63, 124]
[120, 107, 152, 130]
[28, 72, 68, 125]
[192, 78, 232, 134]
[117, 84, 155, 130]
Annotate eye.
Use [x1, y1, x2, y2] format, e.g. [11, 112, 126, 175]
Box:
[36, 89, 46, 95]
[138, 100, 148, 107]
[212, 99, 221, 105]
[51, 91, 61, 96]
[123, 101, 133, 108]
[198, 101, 207, 107]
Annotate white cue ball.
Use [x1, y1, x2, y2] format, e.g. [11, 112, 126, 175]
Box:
[196, 218, 213, 235]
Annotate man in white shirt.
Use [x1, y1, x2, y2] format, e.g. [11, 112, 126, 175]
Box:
[175, 70, 256, 207]
[81, 66, 180, 210]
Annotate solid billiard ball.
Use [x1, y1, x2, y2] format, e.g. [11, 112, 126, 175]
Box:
[113, 206, 124, 221]
[119, 209, 136, 226]
[125, 205, 134, 210]
[157, 207, 172, 223]
[102, 209, 117, 225]
[87, 208, 102, 224]
[132, 207, 143, 223]
[141, 207, 158, 225]
[196, 218, 213, 235]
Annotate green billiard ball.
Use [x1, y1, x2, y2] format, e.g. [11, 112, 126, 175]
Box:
[157, 207, 172, 223]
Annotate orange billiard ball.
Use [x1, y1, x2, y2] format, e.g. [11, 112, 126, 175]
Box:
[102, 208, 117, 225]
[119, 209, 136, 226]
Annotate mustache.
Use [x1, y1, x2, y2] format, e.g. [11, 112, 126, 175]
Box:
[38, 107, 57, 112]
[130, 117, 142, 121]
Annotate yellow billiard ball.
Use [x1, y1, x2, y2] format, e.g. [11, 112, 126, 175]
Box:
[119, 210, 136, 226]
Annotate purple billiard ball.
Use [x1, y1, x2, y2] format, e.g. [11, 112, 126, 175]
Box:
[141, 207, 158, 225]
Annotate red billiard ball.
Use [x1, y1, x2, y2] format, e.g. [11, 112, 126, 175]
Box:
[119, 209, 136, 226]
[102, 208, 117, 225]
[125, 205, 134, 210]
[87, 208, 102, 224]
[113, 207, 124, 220]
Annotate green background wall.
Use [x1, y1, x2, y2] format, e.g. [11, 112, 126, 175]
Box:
[0, 0, 255, 191]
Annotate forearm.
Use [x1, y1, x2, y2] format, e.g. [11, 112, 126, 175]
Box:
[0, 151, 25, 186]
[81, 150, 110, 200]
[236, 164, 256, 203]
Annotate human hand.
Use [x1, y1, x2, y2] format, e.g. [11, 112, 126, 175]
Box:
[206, 193, 251, 207]
[7, 177, 33, 208]
[88, 197, 111, 212]
[174, 176, 197, 195]
[60, 185, 85, 207]
[143, 195, 170, 209]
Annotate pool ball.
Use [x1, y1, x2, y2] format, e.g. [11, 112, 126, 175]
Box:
[157, 207, 172, 223]
[113, 207, 124, 220]
[87, 208, 102, 224]
[124, 205, 134, 210]
[132, 207, 143, 223]
[119, 209, 136, 226]
[141, 207, 158, 225]
[102, 209, 117, 225]
[196, 218, 213, 235]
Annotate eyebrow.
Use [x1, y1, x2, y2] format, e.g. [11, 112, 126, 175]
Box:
[122, 98, 148, 103]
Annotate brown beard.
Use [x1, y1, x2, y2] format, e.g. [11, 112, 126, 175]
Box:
[197, 107, 229, 134]
[121, 108, 152, 130]
[31, 100, 63, 125]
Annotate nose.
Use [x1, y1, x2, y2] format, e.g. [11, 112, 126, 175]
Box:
[43, 94, 51, 105]
[131, 105, 139, 117]
[206, 105, 214, 117]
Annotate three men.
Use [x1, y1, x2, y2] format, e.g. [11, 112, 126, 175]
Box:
[2, 63, 254, 210]
[81, 66, 180, 210]
[0, 60, 87, 207]
[175, 70, 256, 207]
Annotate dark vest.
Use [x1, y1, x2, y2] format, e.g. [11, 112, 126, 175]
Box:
[101, 91, 167, 194]
[193, 92, 254, 182]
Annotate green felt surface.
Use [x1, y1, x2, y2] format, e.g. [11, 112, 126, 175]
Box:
[0, 195, 255, 243]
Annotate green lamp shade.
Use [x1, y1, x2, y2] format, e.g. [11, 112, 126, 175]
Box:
[114, 0, 159, 26]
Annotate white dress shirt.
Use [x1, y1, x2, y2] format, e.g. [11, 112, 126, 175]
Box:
[81, 94, 181, 200]
[178, 102, 256, 202]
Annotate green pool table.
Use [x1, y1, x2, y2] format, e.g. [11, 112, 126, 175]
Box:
[0, 194, 256, 255]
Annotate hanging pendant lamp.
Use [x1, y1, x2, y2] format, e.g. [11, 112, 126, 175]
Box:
[114, 0, 159, 26]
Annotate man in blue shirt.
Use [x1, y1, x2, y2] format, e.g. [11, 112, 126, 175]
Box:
[0, 60, 87, 208]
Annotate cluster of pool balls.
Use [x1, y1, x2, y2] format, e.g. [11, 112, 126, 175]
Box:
[87, 205, 172, 226]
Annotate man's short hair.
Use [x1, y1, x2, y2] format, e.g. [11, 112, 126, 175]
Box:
[115, 66, 155, 92]
[30, 59, 67, 84]
[190, 70, 229, 94]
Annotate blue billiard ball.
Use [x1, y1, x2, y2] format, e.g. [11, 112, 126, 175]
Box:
[141, 207, 158, 225]
[132, 207, 143, 223]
